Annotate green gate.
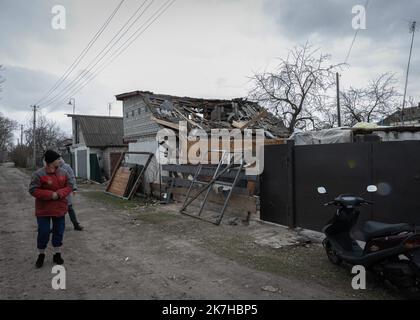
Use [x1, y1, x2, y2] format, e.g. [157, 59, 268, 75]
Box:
[89, 154, 102, 183]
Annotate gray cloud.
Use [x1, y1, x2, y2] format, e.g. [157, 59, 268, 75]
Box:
[0, 65, 57, 112]
[0, 65, 114, 113]
[262, 0, 420, 101]
[0, 0, 74, 63]
[264, 0, 420, 42]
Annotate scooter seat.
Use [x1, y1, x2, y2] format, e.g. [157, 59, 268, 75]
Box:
[359, 221, 411, 241]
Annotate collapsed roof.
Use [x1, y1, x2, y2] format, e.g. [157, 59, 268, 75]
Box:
[116, 91, 289, 138]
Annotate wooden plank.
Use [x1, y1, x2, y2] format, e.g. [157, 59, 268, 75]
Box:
[263, 138, 285, 145]
[173, 107, 203, 129]
[232, 120, 248, 129]
[106, 153, 125, 191]
[108, 167, 131, 197]
[151, 116, 179, 130]
[105, 151, 156, 199]
[162, 164, 256, 180]
[233, 109, 268, 130]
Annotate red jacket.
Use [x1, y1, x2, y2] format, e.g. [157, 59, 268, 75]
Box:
[29, 166, 74, 217]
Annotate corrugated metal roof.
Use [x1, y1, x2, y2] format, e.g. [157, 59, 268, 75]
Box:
[68, 115, 125, 147]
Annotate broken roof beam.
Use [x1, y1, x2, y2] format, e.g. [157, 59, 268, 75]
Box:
[173, 107, 203, 129]
[232, 109, 268, 130]
[151, 116, 180, 130]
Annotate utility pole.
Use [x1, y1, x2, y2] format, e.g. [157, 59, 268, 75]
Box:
[336, 72, 342, 127]
[20, 124, 23, 146]
[68, 98, 75, 114]
[402, 21, 417, 125]
[31, 105, 39, 169]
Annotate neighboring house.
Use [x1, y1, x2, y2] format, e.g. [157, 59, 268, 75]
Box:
[57, 138, 73, 168]
[67, 114, 127, 182]
[380, 104, 420, 127]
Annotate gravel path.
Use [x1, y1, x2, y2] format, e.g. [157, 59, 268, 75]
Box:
[0, 164, 397, 299]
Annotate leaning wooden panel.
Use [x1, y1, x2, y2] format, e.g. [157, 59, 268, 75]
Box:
[108, 167, 131, 197]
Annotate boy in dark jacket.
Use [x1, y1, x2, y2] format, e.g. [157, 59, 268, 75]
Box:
[59, 158, 83, 231]
[29, 150, 74, 268]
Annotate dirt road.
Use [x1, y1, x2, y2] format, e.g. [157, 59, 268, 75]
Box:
[0, 164, 397, 299]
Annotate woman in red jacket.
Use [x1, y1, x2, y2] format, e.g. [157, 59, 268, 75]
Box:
[29, 150, 74, 268]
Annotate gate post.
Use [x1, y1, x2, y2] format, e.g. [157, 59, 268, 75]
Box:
[286, 139, 296, 228]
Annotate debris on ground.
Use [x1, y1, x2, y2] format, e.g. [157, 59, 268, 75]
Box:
[261, 285, 279, 293]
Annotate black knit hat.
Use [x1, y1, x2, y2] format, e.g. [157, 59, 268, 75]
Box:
[44, 150, 61, 164]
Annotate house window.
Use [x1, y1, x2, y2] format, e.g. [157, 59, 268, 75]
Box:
[132, 110, 135, 117]
[126, 112, 129, 119]
[138, 108, 141, 115]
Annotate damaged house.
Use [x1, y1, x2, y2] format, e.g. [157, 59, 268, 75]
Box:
[113, 90, 288, 224]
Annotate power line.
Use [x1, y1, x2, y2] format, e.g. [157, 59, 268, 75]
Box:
[35, 0, 126, 106]
[46, 0, 176, 112]
[50, 0, 176, 111]
[401, 21, 417, 125]
[40, 0, 152, 109]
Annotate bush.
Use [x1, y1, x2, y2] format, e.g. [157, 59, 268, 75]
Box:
[10, 145, 31, 168]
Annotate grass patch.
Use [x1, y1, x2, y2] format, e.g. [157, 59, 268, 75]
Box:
[81, 191, 155, 210]
[198, 228, 397, 300]
[133, 211, 179, 224]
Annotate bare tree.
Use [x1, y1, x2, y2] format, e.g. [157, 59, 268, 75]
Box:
[340, 73, 400, 126]
[249, 43, 343, 133]
[314, 100, 339, 129]
[24, 114, 67, 162]
[0, 113, 17, 150]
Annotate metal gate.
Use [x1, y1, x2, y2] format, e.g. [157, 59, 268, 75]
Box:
[77, 150, 88, 179]
[260, 143, 291, 226]
[371, 141, 420, 224]
[261, 141, 420, 231]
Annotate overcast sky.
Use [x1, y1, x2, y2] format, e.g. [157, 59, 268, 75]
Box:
[0, 0, 419, 141]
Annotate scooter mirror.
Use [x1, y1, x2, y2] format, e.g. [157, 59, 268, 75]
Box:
[367, 185, 378, 193]
[317, 187, 327, 194]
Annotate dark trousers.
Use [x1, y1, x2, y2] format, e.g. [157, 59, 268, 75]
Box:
[68, 205, 79, 227]
[37, 216, 65, 249]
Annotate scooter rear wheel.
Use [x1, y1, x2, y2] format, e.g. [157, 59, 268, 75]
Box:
[324, 240, 342, 265]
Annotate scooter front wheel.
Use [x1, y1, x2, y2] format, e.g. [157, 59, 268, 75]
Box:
[323, 240, 342, 265]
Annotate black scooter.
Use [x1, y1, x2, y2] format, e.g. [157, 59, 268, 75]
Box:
[318, 185, 420, 298]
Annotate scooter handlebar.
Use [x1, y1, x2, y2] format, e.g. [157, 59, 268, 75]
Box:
[323, 199, 373, 206]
